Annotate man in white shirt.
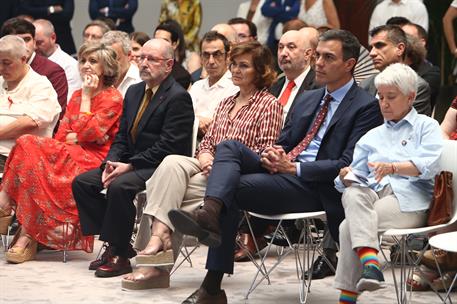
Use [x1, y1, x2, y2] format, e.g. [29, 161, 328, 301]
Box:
[0, 35, 60, 170]
[189, 31, 239, 137]
[101, 31, 141, 96]
[33, 19, 82, 102]
[369, 0, 429, 34]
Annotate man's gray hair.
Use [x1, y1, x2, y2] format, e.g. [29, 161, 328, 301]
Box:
[0, 35, 28, 58]
[374, 63, 418, 97]
[101, 30, 131, 54]
[33, 19, 55, 36]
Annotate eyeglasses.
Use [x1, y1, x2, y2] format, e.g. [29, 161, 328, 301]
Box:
[139, 55, 171, 64]
[201, 50, 226, 60]
[229, 61, 253, 72]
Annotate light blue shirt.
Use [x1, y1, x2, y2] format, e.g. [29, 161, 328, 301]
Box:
[334, 108, 443, 212]
[296, 79, 354, 176]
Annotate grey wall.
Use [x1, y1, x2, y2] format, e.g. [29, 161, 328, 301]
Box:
[73, 0, 245, 48]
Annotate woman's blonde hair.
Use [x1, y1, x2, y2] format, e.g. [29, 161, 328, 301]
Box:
[77, 42, 119, 87]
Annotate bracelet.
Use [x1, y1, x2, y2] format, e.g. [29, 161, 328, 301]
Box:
[48, 6, 55, 14]
[80, 111, 93, 115]
[391, 162, 398, 174]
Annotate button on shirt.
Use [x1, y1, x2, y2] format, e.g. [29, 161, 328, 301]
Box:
[296, 79, 354, 176]
[334, 108, 443, 212]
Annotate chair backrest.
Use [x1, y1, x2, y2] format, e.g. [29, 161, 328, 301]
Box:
[439, 140, 457, 225]
[191, 117, 199, 157]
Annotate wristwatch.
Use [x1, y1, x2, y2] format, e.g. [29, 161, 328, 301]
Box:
[48, 6, 55, 14]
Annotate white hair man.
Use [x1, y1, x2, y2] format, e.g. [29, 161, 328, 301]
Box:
[100, 30, 141, 96]
[0, 35, 60, 170]
[33, 19, 82, 101]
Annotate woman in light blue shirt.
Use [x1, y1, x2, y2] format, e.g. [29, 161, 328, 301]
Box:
[332, 63, 443, 304]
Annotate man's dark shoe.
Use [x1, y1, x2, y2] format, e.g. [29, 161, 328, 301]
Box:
[356, 265, 387, 292]
[303, 255, 337, 280]
[169, 201, 222, 247]
[89, 244, 136, 270]
[234, 233, 267, 262]
[182, 288, 227, 304]
[263, 226, 301, 247]
[94, 255, 132, 278]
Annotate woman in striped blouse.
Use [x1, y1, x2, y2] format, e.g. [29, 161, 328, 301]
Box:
[121, 41, 283, 290]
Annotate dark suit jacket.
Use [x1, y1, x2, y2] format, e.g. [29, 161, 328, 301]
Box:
[361, 73, 432, 116]
[269, 69, 319, 122]
[276, 83, 384, 239]
[30, 53, 68, 118]
[416, 61, 440, 109]
[105, 74, 194, 181]
[89, 0, 137, 33]
[18, 0, 76, 55]
[171, 61, 191, 90]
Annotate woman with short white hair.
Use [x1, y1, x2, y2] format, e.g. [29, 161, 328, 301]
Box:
[332, 63, 443, 303]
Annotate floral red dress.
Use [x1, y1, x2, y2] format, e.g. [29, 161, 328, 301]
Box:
[1, 87, 123, 252]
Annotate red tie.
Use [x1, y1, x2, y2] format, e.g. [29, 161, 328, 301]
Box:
[278, 80, 296, 106]
[287, 94, 333, 161]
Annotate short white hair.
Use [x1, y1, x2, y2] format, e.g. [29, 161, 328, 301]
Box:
[374, 63, 418, 96]
[101, 30, 131, 54]
[0, 35, 27, 58]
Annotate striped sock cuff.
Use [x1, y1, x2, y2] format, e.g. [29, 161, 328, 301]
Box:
[339, 289, 358, 304]
[357, 247, 380, 270]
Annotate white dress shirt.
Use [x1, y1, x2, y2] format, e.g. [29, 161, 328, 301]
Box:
[189, 70, 239, 120]
[0, 68, 61, 155]
[117, 63, 141, 97]
[278, 66, 311, 121]
[369, 0, 429, 33]
[48, 45, 82, 102]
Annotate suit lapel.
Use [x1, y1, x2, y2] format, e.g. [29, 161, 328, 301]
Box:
[128, 82, 146, 132]
[270, 76, 285, 98]
[324, 83, 358, 133]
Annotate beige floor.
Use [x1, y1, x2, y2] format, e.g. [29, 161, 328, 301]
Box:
[0, 240, 452, 304]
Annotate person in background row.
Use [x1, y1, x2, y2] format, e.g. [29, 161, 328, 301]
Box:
[17, 0, 76, 55]
[444, 0, 457, 58]
[1, 17, 68, 120]
[153, 20, 192, 90]
[129, 31, 150, 67]
[89, 0, 138, 34]
[33, 19, 81, 101]
[83, 19, 110, 43]
[100, 30, 141, 96]
[228, 17, 258, 43]
[237, 0, 271, 45]
[298, 0, 340, 30]
[159, 0, 202, 52]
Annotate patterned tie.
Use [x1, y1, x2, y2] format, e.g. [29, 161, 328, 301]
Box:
[278, 80, 296, 106]
[287, 94, 333, 161]
[130, 88, 153, 142]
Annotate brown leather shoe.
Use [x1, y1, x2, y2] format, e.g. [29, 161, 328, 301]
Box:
[182, 288, 227, 304]
[169, 200, 222, 247]
[94, 255, 132, 278]
[234, 233, 267, 262]
[89, 244, 136, 270]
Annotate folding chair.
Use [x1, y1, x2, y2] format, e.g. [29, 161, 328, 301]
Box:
[242, 210, 328, 304]
[429, 231, 457, 303]
[379, 139, 457, 304]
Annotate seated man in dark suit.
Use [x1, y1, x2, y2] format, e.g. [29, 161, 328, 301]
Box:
[169, 29, 384, 303]
[72, 38, 194, 278]
[1, 18, 68, 120]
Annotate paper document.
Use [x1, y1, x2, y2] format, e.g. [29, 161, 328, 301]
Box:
[343, 169, 369, 186]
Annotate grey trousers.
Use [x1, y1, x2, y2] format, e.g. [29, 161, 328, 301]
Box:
[333, 185, 427, 292]
[134, 155, 207, 256]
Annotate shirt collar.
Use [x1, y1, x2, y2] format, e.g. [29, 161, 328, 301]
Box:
[325, 78, 354, 104]
[285, 65, 311, 88]
[125, 63, 140, 81]
[27, 51, 36, 65]
[385, 107, 417, 128]
[388, 0, 407, 5]
[205, 70, 232, 89]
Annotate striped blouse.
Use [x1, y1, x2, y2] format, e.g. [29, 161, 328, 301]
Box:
[196, 88, 283, 157]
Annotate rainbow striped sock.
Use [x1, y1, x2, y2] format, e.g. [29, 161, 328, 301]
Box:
[357, 247, 380, 270]
[339, 289, 358, 304]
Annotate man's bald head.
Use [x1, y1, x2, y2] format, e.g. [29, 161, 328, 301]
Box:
[211, 23, 239, 44]
[278, 30, 314, 79]
[33, 19, 57, 57]
[299, 27, 320, 50]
